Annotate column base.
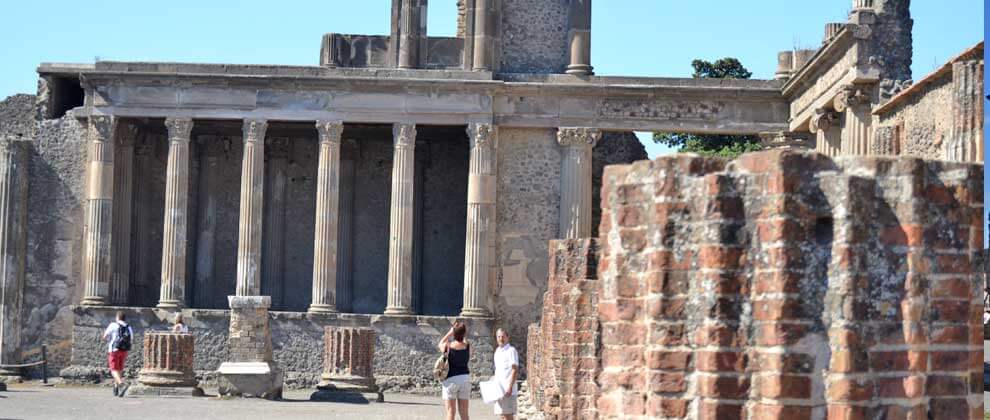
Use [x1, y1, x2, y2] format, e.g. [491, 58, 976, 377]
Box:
[459, 308, 490, 318]
[307, 304, 339, 315]
[156, 300, 183, 310]
[383, 306, 413, 316]
[80, 296, 108, 306]
[565, 64, 594, 76]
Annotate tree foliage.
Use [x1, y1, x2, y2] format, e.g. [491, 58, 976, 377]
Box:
[653, 58, 762, 158]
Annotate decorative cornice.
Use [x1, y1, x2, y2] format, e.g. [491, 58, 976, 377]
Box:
[556, 127, 602, 148]
[393, 123, 416, 149]
[315, 120, 344, 145]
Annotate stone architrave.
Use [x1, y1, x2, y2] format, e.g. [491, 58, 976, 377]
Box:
[461, 123, 497, 317]
[557, 127, 601, 239]
[262, 137, 290, 309]
[217, 295, 283, 399]
[310, 327, 382, 402]
[236, 120, 268, 297]
[158, 117, 193, 309]
[81, 115, 117, 306]
[0, 140, 28, 382]
[110, 123, 138, 305]
[127, 332, 204, 397]
[384, 123, 416, 316]
[309, 121, 343, 314]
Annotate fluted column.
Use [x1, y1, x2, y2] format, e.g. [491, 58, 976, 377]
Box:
[131, 140, 155, 306]
[384, 123, 416, 315]
[81, 115, 117, 306]
[158, 117, 193, 309]
[566, 0, 593, 75]
[110, 123, 138, 305]
[557, 127, 600, 239]
[834, 84, 872, 156]
[0, 139, 28, 373]
[461, 123, 497, 317]
[262, 137, 290, 309]
[310, 121, 343, 314]
[946, 59, 984, 162]
[810, 108, 841, 157]
[194, 136, 226, 308]
[235, 119, 268, 297]
[336, 150, 356, 312]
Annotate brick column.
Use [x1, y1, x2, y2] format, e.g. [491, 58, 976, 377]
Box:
[261, 137, 290, 308]
[158, 117, 193, 309]
[235, 120, 267, 296]
[461, 123, 497, 317]
[310, 121, 343, 314]
[0, 140, 28, 378]
[110, 123, 138, 305]
[384, 123, 416, 315]
[217, 295, 283, 399]
[557, 127, 600, 239]
[135, 332, 199, 390]
[81, 115, 117, 306]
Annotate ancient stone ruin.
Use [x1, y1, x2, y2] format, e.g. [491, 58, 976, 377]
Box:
[310, 326, 382, 402]
[524, 150, 984, 419]
[128, 331, 203, 397]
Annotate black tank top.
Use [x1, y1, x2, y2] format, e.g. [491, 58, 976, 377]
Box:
[446, 343, 470, 378]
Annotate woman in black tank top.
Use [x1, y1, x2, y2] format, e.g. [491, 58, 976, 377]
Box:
[438, 321, 471, 420]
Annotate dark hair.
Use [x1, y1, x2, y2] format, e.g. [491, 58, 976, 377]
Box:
[452, 323, 467, 342]
[116, 311, 126, 321]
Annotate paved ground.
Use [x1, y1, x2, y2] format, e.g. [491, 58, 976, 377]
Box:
[0, 382, 497, 420]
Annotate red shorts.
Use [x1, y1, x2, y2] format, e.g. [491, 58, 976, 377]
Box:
[108, 351, 128, 371]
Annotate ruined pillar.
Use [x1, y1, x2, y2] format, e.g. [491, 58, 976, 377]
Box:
[81, 115, 117, 306]
[310, 327, 381, 402]
[834, 84, 873, 156]
[0, 140, 28, 380]
[810, 108, 841, 157]
[128, 332, 203, 397]
[110, 123, 138, 305]
[557, 127, 600, 239]
[158, 118, 193, 309]
[461, 123, 497, 317]
[335, 144, 356, 312]
[397, 0, 427, 69]
[384, 123, 416, 316]
[310, 121, 343, 314]
[566, 0, 593, 75]
[217, 295, 283, 399]
[946, 59, 984, 162]
[235, 120, 267, 297]
[262, 137, 290, 309]
[472, 0, 494, 71]
[193, 137, 226, 308]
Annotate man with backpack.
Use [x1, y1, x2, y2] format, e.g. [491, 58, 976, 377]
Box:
[101, 311, 133, 397]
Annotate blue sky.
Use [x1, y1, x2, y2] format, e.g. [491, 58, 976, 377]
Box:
[0, 1, 985, 238]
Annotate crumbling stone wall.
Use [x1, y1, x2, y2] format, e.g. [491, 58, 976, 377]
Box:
[875, 72, 953, 158]
[499, 0, 569, 73]
[526, 150, 983, 419]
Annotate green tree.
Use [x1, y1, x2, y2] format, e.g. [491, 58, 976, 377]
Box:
[653, 58, 762, 158]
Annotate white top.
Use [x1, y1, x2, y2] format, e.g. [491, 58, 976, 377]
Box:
[493, 343, 519, 396]
[173, 324, 189, 333]
[103, 321, 133, 353]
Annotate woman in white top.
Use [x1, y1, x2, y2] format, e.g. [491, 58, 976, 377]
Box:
[172, 313, 189, 333]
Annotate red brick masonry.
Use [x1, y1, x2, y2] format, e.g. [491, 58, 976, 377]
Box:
[527, 150, 984, 420]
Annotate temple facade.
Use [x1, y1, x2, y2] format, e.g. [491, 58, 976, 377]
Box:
[0, 0, 982, 390]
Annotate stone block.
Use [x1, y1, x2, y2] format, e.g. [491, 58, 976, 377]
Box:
[217, 361, 283, 400]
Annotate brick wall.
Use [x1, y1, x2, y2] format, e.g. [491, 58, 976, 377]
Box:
[527, 239, 601, 419]
[525, 150, 984, 420]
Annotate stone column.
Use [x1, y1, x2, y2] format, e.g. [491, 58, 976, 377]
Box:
[0, 140, 28, 379]
[461, 123, 497, 317]
[217, 295, 283, 399]
[336, 144, 356, 312]
[834, 84, 872, 156]
[110, 123, 138, 305]
[81, 115, 117, 306]
[397, 0, 426, 69]
[384, 123, 416, 315]
[310, 121, 343, 314]
[411, 152, 425, 314]
[566, 0, 593, 75]
[131, 140, 155, 306]
[311, 327, 381, 402]
[810, 108, 841, 157]
[557, 127, 600, 239]
[194, 137, 227, 308]
[946, 59, 984, 162]
[262, 137, 290, 309]
[129, 332, 203, 396]
[472, 0, 494, 71]
[235, 119, 268, 297]
[158, 118, 193, 309]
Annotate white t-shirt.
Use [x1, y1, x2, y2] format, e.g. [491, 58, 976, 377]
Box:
[493, 343, 519, 396]
[103, 321, 133, 353]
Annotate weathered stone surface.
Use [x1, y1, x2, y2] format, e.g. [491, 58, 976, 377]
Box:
[310, 327, 382, 402]
[128, 332, 203, 397]
[499, 0, 568, 73]
[218, 296, 283, 399]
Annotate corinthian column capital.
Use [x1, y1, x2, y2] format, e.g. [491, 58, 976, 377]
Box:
[165, 117, 193, 143]
[809, 108, 839, 134]
[556, 127, 602, 148]
[393, 123, 417, 149]
[316, 120, 344, 145]
[467, 123, 497, 150]
[833, 84, 872, 112]
[88, 115, 117, 145]
[242, 119, 269, 143]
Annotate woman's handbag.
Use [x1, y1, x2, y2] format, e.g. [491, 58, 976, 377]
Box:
[433, 347, 450, 381]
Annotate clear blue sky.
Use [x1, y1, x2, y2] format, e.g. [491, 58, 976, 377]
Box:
[0, 1, 984, 240]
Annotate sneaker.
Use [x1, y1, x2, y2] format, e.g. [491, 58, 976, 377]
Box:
[113, 383, 119, 397]
[118, 383, 129, 398]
